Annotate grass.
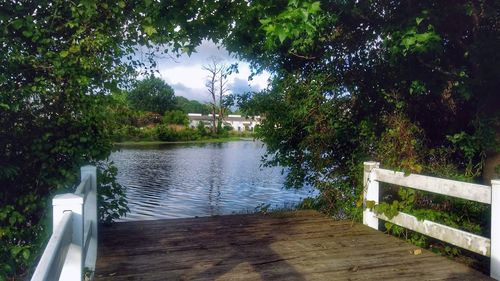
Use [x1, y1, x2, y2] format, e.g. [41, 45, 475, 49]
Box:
[114, 136, 253, 147]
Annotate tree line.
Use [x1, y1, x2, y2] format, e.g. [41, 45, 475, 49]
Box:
[110, 75, 243, 143]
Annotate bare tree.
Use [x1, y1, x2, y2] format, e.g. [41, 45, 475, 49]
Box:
[203, 58, 219, 133]
[218, 63, 230, 127]
[203, 57, 231, 134]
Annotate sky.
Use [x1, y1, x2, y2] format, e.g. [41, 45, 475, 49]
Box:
[138, 40, 270, 102]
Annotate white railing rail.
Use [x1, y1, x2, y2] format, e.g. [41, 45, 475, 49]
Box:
[362, 161, 500, 280]
[31, 166, 98, 281]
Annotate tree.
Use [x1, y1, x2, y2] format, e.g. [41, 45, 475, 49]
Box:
[164, 110, 189, 126]
[0, 0, 231, 278]
[203, 58, 220, 133]
[174, 96, 211, 114]
[127, 76, 176, 115]
[225, 0, 500, 220]
[202, 57, 232, 134]
[0, 1, 145, 276]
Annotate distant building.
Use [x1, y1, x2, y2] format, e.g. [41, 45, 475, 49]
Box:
[187, 113, 261, 132]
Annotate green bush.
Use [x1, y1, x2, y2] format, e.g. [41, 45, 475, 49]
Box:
[97, 162, 129, 225]
[177, 128, 201, 141]
[196, 122, 209, 137]
[156, 125, 201, 141]
[163, 110, 188, 126]
[156, 125, 176, 141]
[113, 125, 157, 142]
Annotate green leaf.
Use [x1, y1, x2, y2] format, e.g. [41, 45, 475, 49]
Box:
[309, 2, 321, 13]
[0, 103, 9, 110]
[416, 17, 423, 25]
[365, 200, 375, 209]
[12, 19, 24, 30]
[69, 45, 80, 53]
[10, 246, 22, 257]
[143, 25, 157, 36]
[277, 29, 288, 43]
[8, 216, 16, 225]
[259, 18, 271, 25]
[22, 249, 30, 260]
[22, 30, 33, 38]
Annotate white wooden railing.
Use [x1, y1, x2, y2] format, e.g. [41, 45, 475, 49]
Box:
[362, 161, 500, 280]
[31, 166, 98, 281]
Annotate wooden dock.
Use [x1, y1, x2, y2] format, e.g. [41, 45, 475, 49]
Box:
[95, 211, 491, 281]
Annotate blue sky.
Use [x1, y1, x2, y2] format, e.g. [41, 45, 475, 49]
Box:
[139, 40, 270, 102]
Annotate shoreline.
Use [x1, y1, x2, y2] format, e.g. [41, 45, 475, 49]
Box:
[114, 136, 256, 147]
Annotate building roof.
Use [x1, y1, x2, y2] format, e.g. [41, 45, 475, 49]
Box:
[187, 114, 261, 123]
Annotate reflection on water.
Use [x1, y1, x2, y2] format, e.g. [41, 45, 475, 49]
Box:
[110, 141, 316, 221]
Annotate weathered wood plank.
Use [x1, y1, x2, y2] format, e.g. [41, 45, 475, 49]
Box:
[377, 211, 491, 256]
[373, 168, 491, 204]
[95, 211, 491, 281]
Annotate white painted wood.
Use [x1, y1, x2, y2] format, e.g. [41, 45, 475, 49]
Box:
[83, 222, 93, 262]
[74, 175, 89, 197]
[58, 244, 82, 281]
[376, 212, 491, 256]
[31, 166, 97, 281]
[365, 162, 499, 280]
[491, 179, 500, 280]
[363, 162, 380, 230]
[30, 212, 73, 281]
[373, 168, 491, 204]
[80, 165, 97, 274]
[52, 193, 84, 281]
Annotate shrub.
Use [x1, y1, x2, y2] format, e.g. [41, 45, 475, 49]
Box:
[134, 112, 163, 127]
[164, 110, 188, 126]
[156, 125, 176, 141]
[177, 128, 201, 141]
[197, 121, 209, 136]
[97, 162, 129, 225]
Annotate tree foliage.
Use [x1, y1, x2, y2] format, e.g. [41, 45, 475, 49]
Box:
[174, 96, 210, 114]
[0, 0, 214, 278]
[163, 110, 188, 126]
[228, 0, 500, 218]
[127, 76, 176, 114]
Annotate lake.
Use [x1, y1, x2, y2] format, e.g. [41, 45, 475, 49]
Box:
[110, 140, 316, 221]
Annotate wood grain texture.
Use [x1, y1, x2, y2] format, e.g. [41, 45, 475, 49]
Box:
[95, 211, 492, 281]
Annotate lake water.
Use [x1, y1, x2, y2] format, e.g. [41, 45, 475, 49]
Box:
[110, 141, 316, 221]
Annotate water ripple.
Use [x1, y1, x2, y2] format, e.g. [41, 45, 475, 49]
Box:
[110, 141, 317, 221]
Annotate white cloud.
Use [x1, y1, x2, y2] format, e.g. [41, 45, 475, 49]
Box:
[147, 40, 269, 102]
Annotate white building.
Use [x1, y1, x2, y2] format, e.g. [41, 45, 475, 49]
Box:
[187, 113, 261, 132]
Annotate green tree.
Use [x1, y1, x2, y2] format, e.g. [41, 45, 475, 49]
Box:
[174, 96, 211, 114]
[227, 0, 499, 217]
[127, 76, 176, 115]
[0, 0, 224, 278]
[164, 110, 189, 126]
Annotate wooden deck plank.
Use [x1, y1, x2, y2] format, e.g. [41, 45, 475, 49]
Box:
[95, 211, 491, 281]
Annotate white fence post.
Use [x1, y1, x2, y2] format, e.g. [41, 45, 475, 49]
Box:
[491, 179, 500, 280]
[81, 165, 98, 274]
[52, 193, 84, 281]
[363, 161, 380, 230]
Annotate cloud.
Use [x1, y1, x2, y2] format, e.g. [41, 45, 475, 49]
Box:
[135, 40, 270, 102]
[230, 77, 261, 95]
[170, 82, 209, 102]
[153, 40, 235, 68]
